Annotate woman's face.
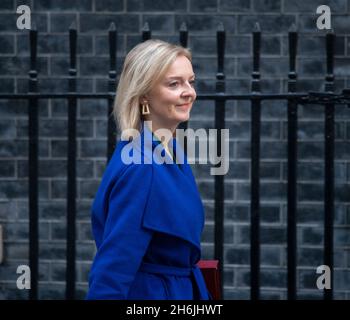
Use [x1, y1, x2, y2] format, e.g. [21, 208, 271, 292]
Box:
[143, 55, 196, 132]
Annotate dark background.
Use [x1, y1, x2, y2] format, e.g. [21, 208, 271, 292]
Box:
[0, 0, 349, 299]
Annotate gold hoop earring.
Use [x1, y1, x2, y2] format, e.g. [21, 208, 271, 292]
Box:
[142, 102, 150, 115]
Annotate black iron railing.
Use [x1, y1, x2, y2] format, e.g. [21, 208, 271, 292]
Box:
[0, 21, 349, 300]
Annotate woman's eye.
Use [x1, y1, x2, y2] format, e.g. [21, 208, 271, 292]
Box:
[169, 82, 178, 87]
[189, 80, 196, 87]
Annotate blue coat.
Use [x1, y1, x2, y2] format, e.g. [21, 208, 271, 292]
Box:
[86, 123, 210, 300]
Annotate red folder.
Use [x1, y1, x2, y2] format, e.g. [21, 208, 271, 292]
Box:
[197, 260, 221, 300]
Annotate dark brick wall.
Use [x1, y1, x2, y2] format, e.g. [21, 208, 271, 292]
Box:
[0, 0, 350, 299]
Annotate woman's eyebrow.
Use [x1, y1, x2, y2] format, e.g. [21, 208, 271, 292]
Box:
[166, 74, 196, 80]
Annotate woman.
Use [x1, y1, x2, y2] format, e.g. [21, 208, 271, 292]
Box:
[86, 39, 210, 300]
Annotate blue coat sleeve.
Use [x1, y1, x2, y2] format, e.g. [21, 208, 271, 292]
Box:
[87, 164, 154, 299]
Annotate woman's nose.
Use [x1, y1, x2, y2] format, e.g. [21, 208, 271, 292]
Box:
[182, 82, 196, 98]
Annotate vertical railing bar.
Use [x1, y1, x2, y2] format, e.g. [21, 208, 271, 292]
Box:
[250, 22, 261, 301]
[107, 23, 117, 162]
[324, 30, 335, 300]
[28, 25, 39, 301]
[142, 22, 151, 42]
[287, 24, 298, 300]
[214, 22, 225, 299]
[178, 22, 189, 152]
[66, 21, 77, 300]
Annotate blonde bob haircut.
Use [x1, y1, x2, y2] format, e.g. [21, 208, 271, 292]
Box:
[113, 39, 192, 133]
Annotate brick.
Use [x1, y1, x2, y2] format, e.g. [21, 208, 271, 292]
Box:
[223, 267, 234, 286]
[260, 161, 280, 180]
[335, 141, 350, 160]
[95, 35, 125, 56]
[38, 200, 66, 220]
[4, 242, 28, 259]
[0, 119, 16, 138]
[0, 0, 13, 10]
[261, 205, 281, 223]
[301, 226, 323, 245]
[0, 180, 28, 199]
[0, 79, 15, 93]
[175, 15, 236, 34]
[226, 161, 250, 179]
[76, 200, 94, 220]
[334, 270, 350, 290]
[78, 222, 93, 241]
[260, 290, 284, 299]
[261, 35, 281, 55]
[295, 36, 345, 57]
[296, 204, 323, 224]
[190, 0, 217, 12]
[0, 35, 15, 54]
[197, 179, 234, 200]
[236, 141, 287, 159]
[95, 119, 108, 138]
[253, 0, 281, 13]
[298, 247, 323, 267]
[284, 0, 346, 12]
[219, 0, 251, 12]
[80, 57, 110, 76]
[335, 227, 350, 246]
[0, 260, 48, 283]
[261, 246, 281, 266]
[226, 246, 249, 265]
[38, 284, 66, 300]
[34, 0, 92, 11]
[142, 15, 175, 33]
[298, 141, 324, 159]
[225, 36, 251, 57]
[261, 182, 286, 200]
[261, 269, 286, 287]
[298, 182, 323, 201]
[80, 14, 139, 33]
[224, 204, 249, 222]
[0, 13, 18, 32]
[0, 161, 15, 178]
[78, 262, 93, 283]
[51, 261, 66, 281]
[79, 99, 108, 118]
[50, 13, 78, 33]
[238, 225, 286, 244]
[189, 36, 215, 57]
[238, 15, 296, 34]
[261, 121, 281, 139]
[223, 288, 250, 300]
[0, 201, 17, 221]
[192, 57, 230, 77]
[51, 180, 66, 199]
[143, 0, 187, 12]
[298, 269, 319, 290]
[80, 139, 107, 158]
[79, 179, 100, 199]
[235, 268, 250, 287]
[0, 57, 48, 76]
[39, 242, 66, 260]
[95, 0, 124, 12]
[201, 243, 213, 259]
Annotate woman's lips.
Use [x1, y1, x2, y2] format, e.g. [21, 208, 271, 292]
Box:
[176, 102, 192, 110]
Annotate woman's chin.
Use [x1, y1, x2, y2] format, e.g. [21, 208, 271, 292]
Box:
[173, 109, 191, 122]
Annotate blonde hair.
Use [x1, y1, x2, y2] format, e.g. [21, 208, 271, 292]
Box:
[113, 39, 192, 133]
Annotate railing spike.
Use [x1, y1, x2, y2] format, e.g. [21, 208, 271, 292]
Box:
[142, 22, 150, 32]
[254, 22, 261, 32]
[69, 20, 77, 31]
[289, 23, 297, 33]
[217, 22, 225, 31]
[180, 22, 187, 32]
